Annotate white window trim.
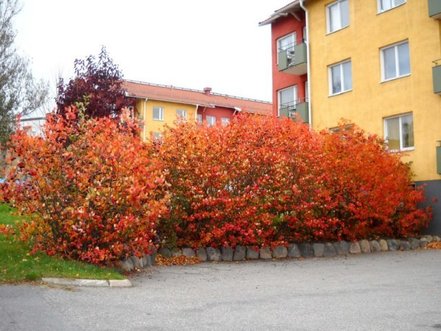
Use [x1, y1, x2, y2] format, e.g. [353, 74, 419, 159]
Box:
[153, 106, 164, 121]
[383, 113, 414, 152]
[326, 0, 349, 34]
[380, 40, 411, 82]
[328, 60, 352, 96]
[377, 0, 406, 14]
[277, 85, 298, 117]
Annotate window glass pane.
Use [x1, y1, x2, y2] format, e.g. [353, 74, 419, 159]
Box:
[340, 0, 349, 27]
[380, 0, 392, 11]
[176, 109, 187, 120]
[221, 117, 230, 126]
[153, 107, 163, 120]
[383, 47, 396, 79]
[278, 34, 295, 52]
[206, 115, 216, 127]
[343, 61, 352, 91]
[197, 114, 202, 124]
[397, 42, 410, 76]
[328, 3, 340, 32]
[279, 87, 295, 108]
[394, 0, 405, 6]
[331, 65, 342, 94]
[386, 117, 400, 150]
[401, 114, 414, 148]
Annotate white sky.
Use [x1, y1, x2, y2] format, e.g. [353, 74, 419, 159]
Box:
[14, 0, 289, 113]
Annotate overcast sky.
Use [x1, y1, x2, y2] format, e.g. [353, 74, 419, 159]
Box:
[14, 0, 289, 113]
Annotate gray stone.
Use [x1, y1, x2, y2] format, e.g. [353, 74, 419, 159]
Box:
[130, 256, 143, 269]
[387, 239, 399, 251]
[333, 241, 349, 256]
[349, 242, 361, 254]
[420, 238, 428, 248]
[424, 235, 433, 242]
[117, 258, 134, 272]
[360, 240, 371, 253]
[379, 239, 388, 251]
[272, 246, 288, 259]
[313, 243, 325, 257]
[409, 238, 420, 250]
[171, 248, 182, 257]
[206, 247, 221, 262]
[197, 248, 207, 262]
[299, 243, 314, 258]
[182, 248, 195, 257]
[400, 240, 410, 251]
[221, 247, 234, 261]
[370, 240, 381, 253]
[142, 255, 153, 267]
[75, 279, 109, 287]
[108, 279, 132, 287]
[233, 246, 246, 261]
[246, 246, 260, 260]
[158, 247, 172, 258]
[287, 243, 301, 258]
[259, 247, 272, 260]
[323, 243, 337, 257]
[433, 236, 441, 242]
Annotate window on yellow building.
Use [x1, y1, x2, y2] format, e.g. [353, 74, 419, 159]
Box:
[381, 41, 410, 81]
[206, 115, 216, 127]
[327, 0, 349, 33]
[378, 0, 405, 13]
[152, 131, 163, 143]
[328, 60, 352, 95]
[153, 107, 164, 121]
[176, 109, 187, 121]
[384, 113, 414, 151]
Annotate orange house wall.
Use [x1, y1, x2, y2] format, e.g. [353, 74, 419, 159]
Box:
[271, 15, 308, 116]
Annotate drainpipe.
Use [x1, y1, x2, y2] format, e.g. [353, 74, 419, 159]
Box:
[299, 0, 312, 129]
[143, 98, 148, 141]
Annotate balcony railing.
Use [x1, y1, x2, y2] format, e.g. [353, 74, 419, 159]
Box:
[279, 99, 309, 124]
[429, 0, 441, 19]
[277, 43, 307, 75]
[433, 60, 441, 94]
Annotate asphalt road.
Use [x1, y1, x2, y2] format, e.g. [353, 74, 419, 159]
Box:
[1, 250, 441, 331]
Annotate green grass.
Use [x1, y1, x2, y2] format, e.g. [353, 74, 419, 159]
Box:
[0, 204, 123, 283]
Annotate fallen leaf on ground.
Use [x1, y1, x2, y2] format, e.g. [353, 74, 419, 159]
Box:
[155, 254, 200, 266]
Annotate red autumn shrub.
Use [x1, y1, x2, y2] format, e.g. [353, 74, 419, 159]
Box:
[317, 124, 431, 240]
[155, 116, 430, 249]
[3, 107, 168, 264]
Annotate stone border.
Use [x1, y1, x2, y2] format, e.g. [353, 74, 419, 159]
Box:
[41, 277, 132, 287]
[117, 235, 441, 272]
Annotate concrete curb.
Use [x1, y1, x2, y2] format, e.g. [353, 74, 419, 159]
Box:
[42, 277, 132, 288]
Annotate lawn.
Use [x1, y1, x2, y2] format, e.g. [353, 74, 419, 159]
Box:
[0, 204, 123, 283]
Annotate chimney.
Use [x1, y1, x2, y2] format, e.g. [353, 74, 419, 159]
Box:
[203, 87, 212, 95]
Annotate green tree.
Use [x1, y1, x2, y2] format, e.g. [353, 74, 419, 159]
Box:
[0, 0, 48, 144]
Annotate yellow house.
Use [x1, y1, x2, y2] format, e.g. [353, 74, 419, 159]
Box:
[261, 0, 441, 233]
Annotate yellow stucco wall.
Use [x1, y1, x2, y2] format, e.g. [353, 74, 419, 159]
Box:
[307, 0, 441, 181]
[135, 99, 197, 141]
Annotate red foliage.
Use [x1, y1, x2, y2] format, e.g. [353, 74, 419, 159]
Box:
[3, 107, 168, 264]
[154, 116, 430, 249]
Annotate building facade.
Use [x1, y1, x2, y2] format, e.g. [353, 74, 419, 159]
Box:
[261, 0, 441, 234]
[123, 80, 272, 141]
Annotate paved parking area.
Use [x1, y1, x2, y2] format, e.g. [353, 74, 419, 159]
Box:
[1, 250, 441, 331]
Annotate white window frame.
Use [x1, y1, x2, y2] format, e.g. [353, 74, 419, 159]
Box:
[384, 113, 414, 152]
[326, 0, 349, 34]
[377, 0, 406, 13]
[221, 117, 230, 126]
[277, 32, 296, 65]
[152, 106, 164, 121]
[196, 113, 203, 124]
[206, 115, 216, 127]
[380, 41, 410, 82]
[328, 60, 352, 96]
[278, 85, 298, 117]
[176, 109, 187, 121]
